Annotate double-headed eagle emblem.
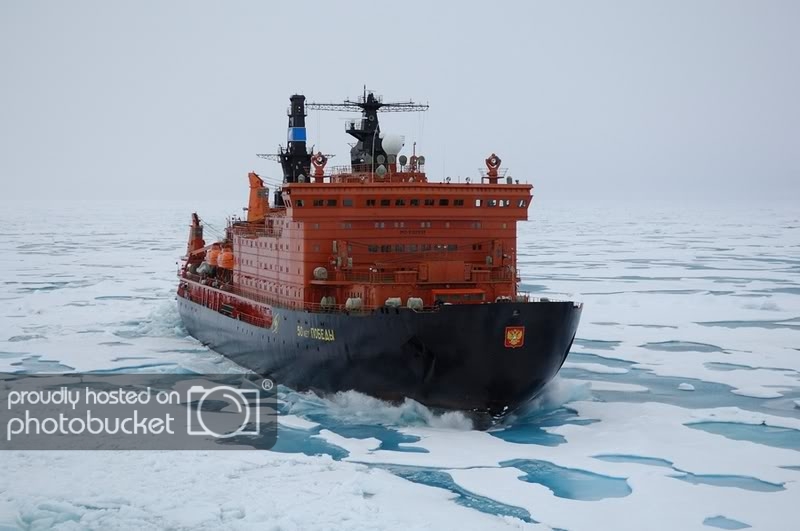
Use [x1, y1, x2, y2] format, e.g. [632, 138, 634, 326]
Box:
[504, 326, 525, 348]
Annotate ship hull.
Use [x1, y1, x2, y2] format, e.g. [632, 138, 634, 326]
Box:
[178, 297, 581, 417]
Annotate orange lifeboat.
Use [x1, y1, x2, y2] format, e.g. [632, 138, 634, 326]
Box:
[218, 245, 234, 269]
[207, 244, 221, 267]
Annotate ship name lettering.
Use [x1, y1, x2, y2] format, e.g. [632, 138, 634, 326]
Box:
[297, 325, 335, 341]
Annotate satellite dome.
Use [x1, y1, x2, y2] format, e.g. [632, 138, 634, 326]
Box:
[380, 134, 405, 155]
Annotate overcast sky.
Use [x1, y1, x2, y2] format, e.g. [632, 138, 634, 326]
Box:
[1, 0, 798, 201]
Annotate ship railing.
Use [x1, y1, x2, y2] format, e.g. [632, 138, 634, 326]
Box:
[514, 291, 576, 304]
[233, 227, 282, 238]
[478, 168, 510, 178]
[329, 269, 515, 284]
[229, 284, 443, 315]
[308, 166, 428, 184]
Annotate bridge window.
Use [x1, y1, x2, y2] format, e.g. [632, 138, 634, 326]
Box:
[368, 245, 378, 253]
[454, 199, 464, 206]
[326, 199, 337, 207]
[380, 199, 391, 207]
[366, 199, 376, 207]
[395, 199, 406, 206]
[447, 244, 458, 251]
[517, 199, 527, 207]
[410, 199, 420, 206]
[488, 199, 497, 207]
[343, 198, 354, 207]
[295, 199, 304, 207]
[475, 199, 483, 207]
[313, 199, 324, 207]
[394, 244, 404, 252]
[424, 199, 434, 206]
[439, 199, 449, 206]
[408, 244, 418, 252]
[380, 244, 391, 252]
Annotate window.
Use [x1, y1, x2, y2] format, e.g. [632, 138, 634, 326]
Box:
[313, 199, 324, 207]
[295, 199, 304, 207]
[447, 244, 457, 251]
[475, 199, 483, 207]
[439, 199, 449, 206]
[395, 199, 406, 206]
[517, 199, 527, 207]
[420, 221, 431, 228]
[368, 245, 378, 253]
[380, 199, 391, 207]
[380, 244, 391, 252]
[366, 199, 376, 207]
[472, 221, 482, 229]
[341, 222, 352, 229]
[394, 244, 405, 252]
[410, 199, 420, 206]
[326, 199, 337, 207]
[454, 199, 464, 206]
[408, 244, 418, 252]
[424, 199, 435, 206]
[343, 198, 354, 207]
[488, 199, 497, 207]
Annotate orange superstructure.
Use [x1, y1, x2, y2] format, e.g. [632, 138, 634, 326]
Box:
[230, 173, 531, 312]
[183, 89, 534, 315]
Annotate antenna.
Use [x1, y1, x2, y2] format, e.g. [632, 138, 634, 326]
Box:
[305, 89, 428, 172]
[306, 90, 429, 113]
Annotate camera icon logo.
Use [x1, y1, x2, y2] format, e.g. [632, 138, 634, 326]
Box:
[186, 385, 261, 438]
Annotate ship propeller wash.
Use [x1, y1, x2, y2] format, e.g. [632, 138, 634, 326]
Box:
[177, 89, 582, 422]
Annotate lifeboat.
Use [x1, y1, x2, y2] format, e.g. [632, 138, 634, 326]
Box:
[207, 244, 221, 267]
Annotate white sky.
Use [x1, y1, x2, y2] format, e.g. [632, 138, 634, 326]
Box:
[1, 0, 798, 201]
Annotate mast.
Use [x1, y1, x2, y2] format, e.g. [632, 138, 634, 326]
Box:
[307, 89, 428, 172]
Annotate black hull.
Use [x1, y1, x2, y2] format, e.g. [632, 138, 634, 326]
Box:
[178, 297, 581, 416]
